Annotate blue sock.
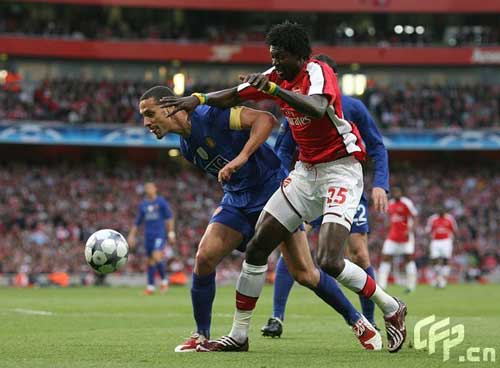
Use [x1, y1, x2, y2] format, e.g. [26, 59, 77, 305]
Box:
[191, 272, 216, 339]
[273, 256, 295, 321]
[312, 269, 361, 326]
[147, 265, 155, 287]
[359, 266, 376, 324]
[156, 261, 166, 281]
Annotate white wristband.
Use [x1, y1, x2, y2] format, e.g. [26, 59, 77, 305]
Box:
[168, 231, 176, 238]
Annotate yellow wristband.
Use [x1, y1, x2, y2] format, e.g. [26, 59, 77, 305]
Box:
[191, 93, 207, 105]
[265, 82, 279, 96]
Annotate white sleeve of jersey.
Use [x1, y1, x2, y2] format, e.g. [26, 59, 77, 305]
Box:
[448, 214, 458, 232]
[237, 66, 275, 92]
[306, 62, 326, 96]
[401, 197, 418, 217]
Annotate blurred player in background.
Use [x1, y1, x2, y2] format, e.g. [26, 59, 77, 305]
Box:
[140, 86, 381, 353]
[261, 54, 389, 338]
[426, 207, 458, 288]
[128, 182, 176, 295]
[161, 21, 407, 353]
[378, 187, 418, 293]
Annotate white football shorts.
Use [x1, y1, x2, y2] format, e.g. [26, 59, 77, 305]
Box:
[429, 238, 453, 259]
[263, 156, 363, 232]
[382, 234, 415, 256]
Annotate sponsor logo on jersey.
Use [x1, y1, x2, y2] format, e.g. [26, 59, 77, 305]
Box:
[204, 155, 230, 176]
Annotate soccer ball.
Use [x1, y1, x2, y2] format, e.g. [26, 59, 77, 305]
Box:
[85, 229, 129, 274]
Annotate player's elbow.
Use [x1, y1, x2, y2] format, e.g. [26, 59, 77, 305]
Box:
[309, 106, 326, 119]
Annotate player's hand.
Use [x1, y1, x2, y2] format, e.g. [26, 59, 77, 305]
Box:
[372, 187, 388, 213]
[240, 73, 270, 92]
[218, 155, 248, 183]
[159, 95, 200, 117]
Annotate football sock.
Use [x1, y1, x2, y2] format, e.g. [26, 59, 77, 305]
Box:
[433, 264, 442, 286]
[191, 272, 216, 339]
[147, 265, 155, 287]
[378, 261, 391, 289]
[406, 261, 417, 291]
[336, 259, 398, 316]
[440, 265, 450, 287]
[272, 256, 294, 321]
[359, 266, 376, 324]
[229, 261, 267, 343]
[156, 261, 166, 281]
[312, 269, 361, 326]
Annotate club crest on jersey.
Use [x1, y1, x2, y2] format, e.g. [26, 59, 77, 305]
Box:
[196, 147, 209, 160]
[205, 137, 216, 148]
[283, 177, 292, 187]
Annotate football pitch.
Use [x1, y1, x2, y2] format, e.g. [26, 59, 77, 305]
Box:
[1, 284, 498, 368]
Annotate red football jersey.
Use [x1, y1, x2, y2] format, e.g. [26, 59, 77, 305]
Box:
[237, 60, 366, 164]
[426, 214, 457, 240]
[387, 197, 418, 242]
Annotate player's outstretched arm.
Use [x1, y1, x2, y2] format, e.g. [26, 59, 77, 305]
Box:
[159, 87, 241, 116]
[127, 225, 138, 248]
[241, 73, 329, 119]
[218, 107, 277, 182]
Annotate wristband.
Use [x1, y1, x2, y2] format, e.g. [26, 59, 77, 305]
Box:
[265, 82, 279, 96]
[191, 93, 208, 105]
[168, 231, 176, 238]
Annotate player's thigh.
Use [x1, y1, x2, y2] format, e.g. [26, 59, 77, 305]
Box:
[263, 183, 304, 233]
[280, 229, 319, 286]
[196, 222, 244, 269]
[348, 233, 370, 269]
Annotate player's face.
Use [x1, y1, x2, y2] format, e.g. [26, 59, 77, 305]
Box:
[269, 46, 304, 81]
[139, 97, 172, 139]
[144, 183, 157, 197]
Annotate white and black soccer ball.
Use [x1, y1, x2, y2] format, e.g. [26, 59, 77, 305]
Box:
[85, 229, 129, 274]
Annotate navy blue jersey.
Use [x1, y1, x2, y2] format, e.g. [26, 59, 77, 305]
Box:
[135, 196, 172, 240]
[274, 95, 389, 193]
[180, 105, 286, 196]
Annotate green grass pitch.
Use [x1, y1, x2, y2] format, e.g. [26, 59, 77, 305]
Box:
[1, 284, 499, 368]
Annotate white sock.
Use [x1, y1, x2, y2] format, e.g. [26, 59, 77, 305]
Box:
[378, 261, 391, 289]
[336, 259, 368, 292]
[371, 286, 399, 316]
[336, 259, 398, 316]
[406, 261, 417, 291]
[161, 279, 168, 286]
[229, 261, 267, 343]
[433, 264, 442, 286]
[147, 284, 155, 291]
[440, 265, 450, 287]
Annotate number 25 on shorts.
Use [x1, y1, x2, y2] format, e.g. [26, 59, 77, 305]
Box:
[327, 187, 347, 206]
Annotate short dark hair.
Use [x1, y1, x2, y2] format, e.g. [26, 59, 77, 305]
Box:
[313, 54, 338, 73]
[140, 86, 174, 103]
[266, 21, 311, 60]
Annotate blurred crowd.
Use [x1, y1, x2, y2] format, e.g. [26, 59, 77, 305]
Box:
[0, 161, 222, 278]
[366, 164, 500, 281]
[1, 3, 499, 46]
[365, 83, 500, 130]
[0, 160, 498, 285]
[2, 77, 499, 130]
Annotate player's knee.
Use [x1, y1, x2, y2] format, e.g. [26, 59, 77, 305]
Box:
[317, 255, 345, 277]
[291, 269, 316, 288]
[349, 249, 370, 269]
[194, 250, 217, 274]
